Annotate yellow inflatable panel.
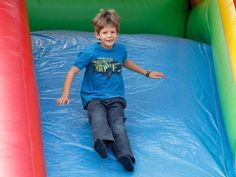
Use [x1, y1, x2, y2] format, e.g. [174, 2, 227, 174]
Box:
[218, 0, 236, 82]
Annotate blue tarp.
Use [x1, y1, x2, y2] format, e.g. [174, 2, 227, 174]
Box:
[31, 31, 235, 177]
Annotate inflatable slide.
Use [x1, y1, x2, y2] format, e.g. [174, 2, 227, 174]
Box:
[0, 0, 236, 176]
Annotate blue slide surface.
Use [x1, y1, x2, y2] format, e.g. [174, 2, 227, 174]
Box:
[31, 31, 235, 177]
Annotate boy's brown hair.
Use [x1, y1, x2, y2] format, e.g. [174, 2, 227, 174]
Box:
[92, 9, 120, 33]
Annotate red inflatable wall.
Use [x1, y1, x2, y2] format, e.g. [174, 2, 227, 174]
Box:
[0, 0, 46, 176]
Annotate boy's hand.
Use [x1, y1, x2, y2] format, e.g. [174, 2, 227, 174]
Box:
[56, 96, 70, 106]
[149, 71, 166, 79]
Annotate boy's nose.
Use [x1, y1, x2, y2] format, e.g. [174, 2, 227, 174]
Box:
[107, 33, 112, 37]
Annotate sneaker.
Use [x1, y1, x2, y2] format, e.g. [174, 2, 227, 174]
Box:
[118, 155, 134, 172]
[94, 139, 107, 158]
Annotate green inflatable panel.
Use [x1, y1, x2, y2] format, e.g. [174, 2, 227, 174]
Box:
[210, 1, 236, 169]
[187, 1, 211, 44]
[188, 0, 236, 169]
[26, 0, 189, 37]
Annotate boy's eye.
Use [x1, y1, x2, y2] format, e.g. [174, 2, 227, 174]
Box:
[101, 30, 116, 35]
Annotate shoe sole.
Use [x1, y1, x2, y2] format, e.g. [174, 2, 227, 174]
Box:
[94, 139, 107, 158]
[119, 155, 134, 172]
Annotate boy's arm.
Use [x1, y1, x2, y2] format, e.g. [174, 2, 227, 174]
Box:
[56, 66, 80, 105]
[123, 59, 165, 79]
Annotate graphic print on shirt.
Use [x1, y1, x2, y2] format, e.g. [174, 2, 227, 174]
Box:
[91, 58, 122, 79]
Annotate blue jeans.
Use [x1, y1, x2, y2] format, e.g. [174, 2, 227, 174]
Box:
[87, 97, 135, 162]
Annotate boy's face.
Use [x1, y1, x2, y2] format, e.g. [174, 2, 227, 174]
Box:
[95, 25, 118, 49]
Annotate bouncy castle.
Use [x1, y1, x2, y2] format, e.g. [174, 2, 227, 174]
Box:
[1, 0, 236, 176]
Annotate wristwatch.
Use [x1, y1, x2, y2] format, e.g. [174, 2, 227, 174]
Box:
[145, 70, 151, 77]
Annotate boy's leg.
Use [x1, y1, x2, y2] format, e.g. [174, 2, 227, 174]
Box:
[87, 100, 114, 158]
[106, 98, 135, 171]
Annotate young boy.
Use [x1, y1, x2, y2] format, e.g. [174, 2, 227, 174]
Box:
[56, 9, 165, 172]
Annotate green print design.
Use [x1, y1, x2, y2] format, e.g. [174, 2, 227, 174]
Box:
[91, 58, 122, 79]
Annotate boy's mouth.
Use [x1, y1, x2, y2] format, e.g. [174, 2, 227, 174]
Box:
[105, 39, 114, 42]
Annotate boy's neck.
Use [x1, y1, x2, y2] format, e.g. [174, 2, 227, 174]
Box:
[99, 42, 115, 49]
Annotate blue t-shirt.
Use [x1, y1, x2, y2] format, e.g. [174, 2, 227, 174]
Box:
[74, 42, 127, 108]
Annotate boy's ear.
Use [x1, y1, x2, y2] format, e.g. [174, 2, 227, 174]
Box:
[95, 32, 100, 40]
